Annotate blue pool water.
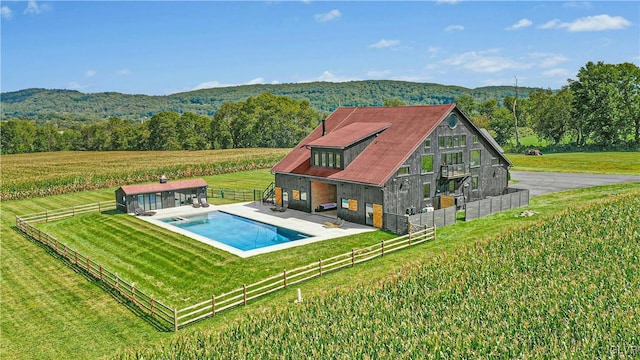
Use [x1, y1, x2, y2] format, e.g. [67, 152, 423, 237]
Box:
[161, 211, 311, 251]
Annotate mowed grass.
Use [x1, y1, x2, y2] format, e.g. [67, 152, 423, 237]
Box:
[2, 152, 640, 359]
[117, 193, 640, 359]
[510, 151, 640, 175]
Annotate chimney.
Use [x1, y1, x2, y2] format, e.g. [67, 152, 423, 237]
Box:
[322, 119, 326, 136]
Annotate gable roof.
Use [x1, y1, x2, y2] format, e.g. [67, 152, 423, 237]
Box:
[118, 178, 208, 195]
[307, 122, 390, 149]
[273, 105, 455, 186]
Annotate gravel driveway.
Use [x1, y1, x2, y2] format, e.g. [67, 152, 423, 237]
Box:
[509, 171, 640, 197]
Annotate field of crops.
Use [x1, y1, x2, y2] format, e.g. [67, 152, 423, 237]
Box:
[116, 193, 640, 359]
[0, 149, 289, 201]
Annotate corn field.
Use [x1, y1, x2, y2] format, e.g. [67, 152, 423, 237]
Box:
[0, 149, 289, 201]
[116, 193, 640, 359]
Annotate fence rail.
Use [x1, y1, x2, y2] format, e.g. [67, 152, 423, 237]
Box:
[175, 226, 435, 328]
[208, 188, 261, 202]
[16, 200, 436, 331]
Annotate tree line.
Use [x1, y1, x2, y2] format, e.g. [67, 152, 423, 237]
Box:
[0, 93, 322, 153]
[455, 61, 639, 151]
[2, 61, 637, 154]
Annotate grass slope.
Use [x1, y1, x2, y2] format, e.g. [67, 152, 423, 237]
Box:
[116, 194, 640, 359]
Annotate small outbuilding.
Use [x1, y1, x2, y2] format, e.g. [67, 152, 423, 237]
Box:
[115, 178, 208, 213]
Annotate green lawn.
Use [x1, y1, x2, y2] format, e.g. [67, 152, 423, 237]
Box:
[2, 154, 639, 359]
[510, 151, 640, 175]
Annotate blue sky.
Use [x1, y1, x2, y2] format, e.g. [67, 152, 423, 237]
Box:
[1, 1, 638, 95]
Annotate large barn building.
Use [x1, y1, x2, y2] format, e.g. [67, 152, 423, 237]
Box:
[271, 104, 512, 229]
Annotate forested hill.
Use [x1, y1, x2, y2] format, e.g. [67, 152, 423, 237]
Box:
[1, 81, 537, 121]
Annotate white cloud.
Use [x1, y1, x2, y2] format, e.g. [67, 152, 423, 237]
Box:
[67, 81, 87, 90]
[247, 77, 265, 85]
[303, 70, 358, 83]
[367, 70, 391, 77]
[539, 14, 631, 32]
[314, 9, 341, 23]
[506, 18, 532, 30]
[563, 2, 592, 9]
[193, 81, 230, 90]
[444, 49, 532, 73]
[531, 53, 569, 68]
[116, 69, 132, 76]
[23, 0, 49, 15]
[85, 70, 96, 78]
[539, 19, 562, 29]
[369, 39, 400, 49]
[1, 6, 12, 20]
[427, 46, 441, 58]
[542, 68, 571, 77]
[444, 25, 464, 32]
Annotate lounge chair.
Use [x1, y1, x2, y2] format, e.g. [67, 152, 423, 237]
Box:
[135, 207, 156, 216]
[192, 198, 201, 208]
[200, 197, 210, 208]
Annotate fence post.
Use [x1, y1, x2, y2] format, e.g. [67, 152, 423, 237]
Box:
[434, 225, 437, 241]
[46, 210, 48, 222]
[243, 284, 247, 305]
[381, 240, 385, 256]
[151, 295, 155, 316]
[283, 270, 287, 288]
[73, 206, 75, 217]
[173, 308, 178, 332]
[74, 250, 78, 265]
[319, 259, 322, 276]
[131, 283, 136, 303]
[100, 264, 104, 281]
[115, 273, 119, 290]
[87, 257, 91, 274]
[64, 245, 68, 259]
[55, 239, 59, 253]
[212, 295, 216, 316]
[351, 249, 355, 267]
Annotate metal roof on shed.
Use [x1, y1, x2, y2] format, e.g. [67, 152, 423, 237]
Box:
[118, 179, 208, 195]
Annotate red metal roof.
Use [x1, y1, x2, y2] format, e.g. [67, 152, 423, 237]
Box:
[272, 105, 455, 186]
[119, 178, 208, 195]
[307, 122, 391, 149]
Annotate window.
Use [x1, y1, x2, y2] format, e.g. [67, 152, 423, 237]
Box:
[461, 135, 466, 146]
[439, 136, 445, 149]
[396, 165, 410, 176]
[473, 135, 479, 144]
[313, 153, 319, 166]
[470, 150, 481, 167]
[425, 138, 431, 148]
[321, 153, 327, 167]
[300, 192, 307, 201]
[421, 155, 434, 173]
[453, 135, 459, 148]
[328, 153, 334, 168]
[423, 183, 431, 199]
[335, 154, 341, 168]
[449, 180, 456, 192]
[441, 151, 463, 165]
[445, 136, 453, 148]
[341, 198, 350, 209]
[448, 114, 459, 129]
[471, 176, 479, 190]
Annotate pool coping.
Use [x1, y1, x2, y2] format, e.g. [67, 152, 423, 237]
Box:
[134, 201, 376, 258]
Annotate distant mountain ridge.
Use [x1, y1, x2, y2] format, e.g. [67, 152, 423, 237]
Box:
[1, 80, 538, 121]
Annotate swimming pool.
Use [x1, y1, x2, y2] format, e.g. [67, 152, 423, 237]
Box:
[161, 211, 311, 251]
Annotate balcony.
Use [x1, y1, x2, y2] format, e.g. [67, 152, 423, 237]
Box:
[441, 163, 470, 179]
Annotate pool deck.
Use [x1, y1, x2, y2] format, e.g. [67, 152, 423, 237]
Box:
[135, 201, 376, 258]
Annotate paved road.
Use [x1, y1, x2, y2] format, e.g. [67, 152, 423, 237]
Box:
[510, 171, 640, 197]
